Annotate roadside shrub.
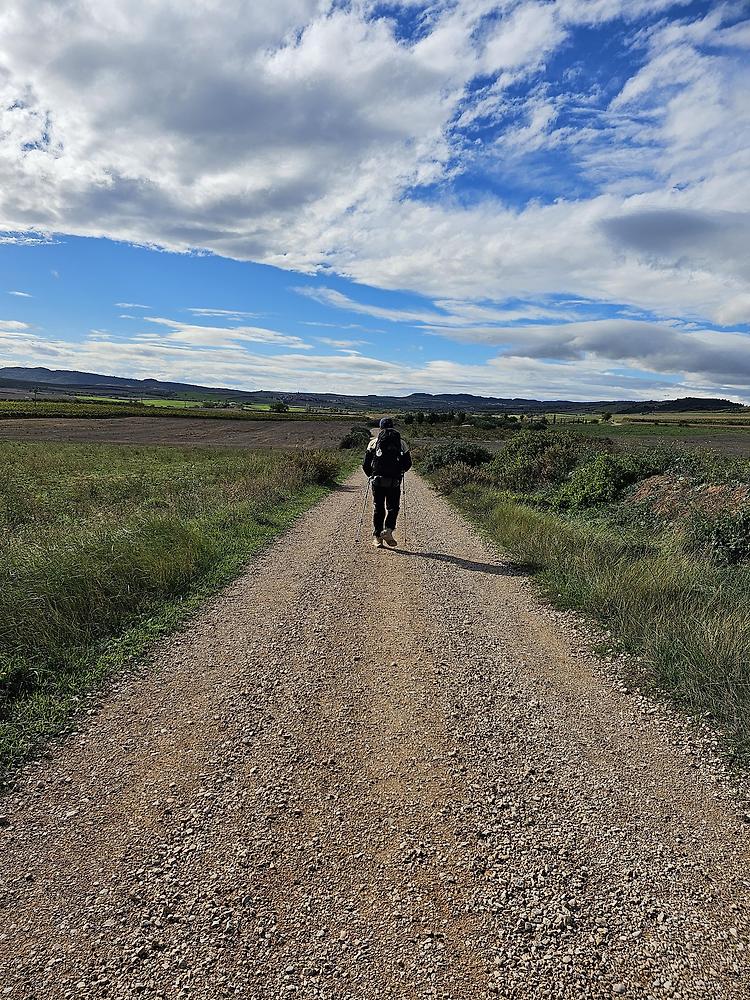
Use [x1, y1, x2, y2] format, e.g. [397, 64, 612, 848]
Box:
[486, 430, 585, 491]
[420, 441, 492, 472]
[431, 461, 490, 492]
[558, 451, 659, 508]
[339, 424, 371, 450]
[707, 506, 750, 565]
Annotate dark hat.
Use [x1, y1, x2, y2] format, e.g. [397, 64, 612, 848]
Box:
[379, 416, 394, 428]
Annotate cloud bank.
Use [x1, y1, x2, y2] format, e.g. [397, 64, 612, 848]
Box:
[1, 1, 749, 396]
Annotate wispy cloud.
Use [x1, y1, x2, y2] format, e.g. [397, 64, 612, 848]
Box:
[317, 336, 369, 349]
[7, 290, 32, 297]
[143, 316, 312, 350]
[295, 286, 573, 329]
[115, 302, 151, 309]
[186, 308, 258, 320]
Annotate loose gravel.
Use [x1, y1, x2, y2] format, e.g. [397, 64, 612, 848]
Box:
[1, 472, 748, 1000]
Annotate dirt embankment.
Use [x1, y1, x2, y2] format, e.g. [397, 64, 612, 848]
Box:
[0, 473, 748, 999]
[629, 474, 750, 520]
[0, 416, 353, 449]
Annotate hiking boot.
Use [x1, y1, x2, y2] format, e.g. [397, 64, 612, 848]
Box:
[381, 528, 398, 547]
[373, 535, 384, 548]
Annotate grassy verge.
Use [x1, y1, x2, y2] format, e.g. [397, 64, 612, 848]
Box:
[419, 432, 750, 763]
[0, 442, 351, 777]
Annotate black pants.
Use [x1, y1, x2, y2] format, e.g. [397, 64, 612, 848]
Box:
[372, 482, 401, 535]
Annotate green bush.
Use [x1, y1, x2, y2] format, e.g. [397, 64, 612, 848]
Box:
[339, 424, 371, 450]
[486, 431, 584, 491]
[708, 506, 750, 565]
[431, 461, 490, 492]
[420, 441, 492, 472]
[558, 451, 659, 508]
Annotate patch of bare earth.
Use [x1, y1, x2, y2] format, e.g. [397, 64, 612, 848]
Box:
[0, 417, 352, 449]
[0, 474, 748, 999]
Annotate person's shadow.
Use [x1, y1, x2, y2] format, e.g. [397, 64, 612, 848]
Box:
[389, 548, 521, 576]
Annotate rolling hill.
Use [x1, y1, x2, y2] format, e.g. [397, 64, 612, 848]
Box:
[0, 366, 745, 414]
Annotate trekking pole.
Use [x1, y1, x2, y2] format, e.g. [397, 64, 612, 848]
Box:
[401, 474, 407, 546]
[356, 477, 371, 542]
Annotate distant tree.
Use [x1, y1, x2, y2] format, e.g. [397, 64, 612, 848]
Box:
[601, 411, 613, 422]
[269, 400, 290, 413]
[415, 411, 425, 424]
[426, 411, 438, 424]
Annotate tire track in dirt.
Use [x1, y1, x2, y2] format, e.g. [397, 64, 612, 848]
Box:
[0, 472, 748, 999]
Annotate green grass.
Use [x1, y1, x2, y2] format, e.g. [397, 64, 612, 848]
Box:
[0, 441, 349, 777]
[0, 400, 340, 421]
[75, 395, 207, 409]
[562, 420, 750, 440]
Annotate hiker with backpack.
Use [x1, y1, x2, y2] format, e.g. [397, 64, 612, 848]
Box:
[362, 417, 412, 548]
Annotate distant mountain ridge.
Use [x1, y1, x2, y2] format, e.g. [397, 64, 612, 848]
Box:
[0, 366, 745, 414]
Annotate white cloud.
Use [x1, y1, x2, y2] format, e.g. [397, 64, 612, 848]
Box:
[115, 302, 151, 309]
[0, 319, 29, 331]
[424, 316, 750, 385]
[0, 0, 748, 394]
[187, 308, 258, 319]
[7, 289, 31, 297]
[296, 285, 573, 326]
[142, 316, 312, 350]
[317, 336, 369, 348]
[2, 312, 748, 402]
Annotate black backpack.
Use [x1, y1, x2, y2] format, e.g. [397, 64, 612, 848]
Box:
[371, 428, 403, 479]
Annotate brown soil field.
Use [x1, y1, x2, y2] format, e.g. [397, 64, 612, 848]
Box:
[0, 416, 353, 449]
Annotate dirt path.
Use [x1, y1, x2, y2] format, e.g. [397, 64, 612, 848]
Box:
[1, 473, 748, 999]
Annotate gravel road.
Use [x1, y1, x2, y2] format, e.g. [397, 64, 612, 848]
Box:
[1, 472, 748, 999]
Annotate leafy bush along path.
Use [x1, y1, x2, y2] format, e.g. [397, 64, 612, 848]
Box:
[1, 474, 748, 999]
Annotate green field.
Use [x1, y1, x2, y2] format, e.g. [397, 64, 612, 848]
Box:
[419, 430, 750, 762]
[0, 441, 348, 776]
[73, 395, 309, 411]
[75, 395, 202, 408]
[405, 410, 750, 458]
[0, 400, 340, 421]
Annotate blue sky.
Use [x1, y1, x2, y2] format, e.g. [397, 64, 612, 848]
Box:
[1, 0, 749, 400]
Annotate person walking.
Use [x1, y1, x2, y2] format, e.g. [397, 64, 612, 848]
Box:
[362, 417, 412, 548]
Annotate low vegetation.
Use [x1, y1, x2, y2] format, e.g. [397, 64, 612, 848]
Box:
[0, 442, 347, 776]
[339, 423, 372, 450]
[419, 428, 750, 762]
